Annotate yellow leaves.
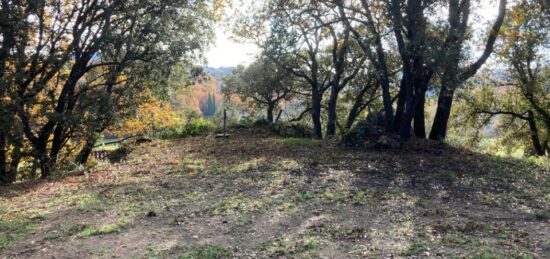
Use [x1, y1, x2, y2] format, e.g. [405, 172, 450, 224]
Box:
[213, 0, 232, 22]
[113, 97, 182, 136]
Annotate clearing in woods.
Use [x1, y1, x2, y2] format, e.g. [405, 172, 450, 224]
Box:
[1, 128, 549, 258]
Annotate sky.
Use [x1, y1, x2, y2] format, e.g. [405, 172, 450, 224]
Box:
[205, 28, 259, 68]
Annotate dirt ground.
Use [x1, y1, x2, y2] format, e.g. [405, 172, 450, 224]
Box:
[1, 129, 549, 258]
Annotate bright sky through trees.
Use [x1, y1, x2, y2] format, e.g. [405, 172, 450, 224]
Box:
[206, 0, 501, 68]
[206, 28, 259, 67]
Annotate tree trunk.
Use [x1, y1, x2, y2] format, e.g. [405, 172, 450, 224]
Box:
[76, 138, 96, 164]
[381, 79, 395, 134]
[346, 99, 363, 130]
[0, 130, 21, 184]
[275, 109, 283, 123]
[0, 131, 8, 184]
[311, 88, 323, 139]
[413, 85, 427, 138]
[527, 111, 545, 156]
[49, 124, 65, 166]
[397, 71, 416, 142]
[7, 144, 22, 183]
[326, 86, 339, 137]
[35, 140, 52, 179]
[267, 103, 275, 123]
[40, 156, 52, 179]
[429, 86, 456, 141]
[394, 76, 407, 132]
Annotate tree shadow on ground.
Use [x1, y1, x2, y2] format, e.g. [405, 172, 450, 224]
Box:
[1, 130, 548, 258]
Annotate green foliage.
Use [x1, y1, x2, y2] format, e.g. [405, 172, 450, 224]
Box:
[78, 218, 129, 238]
[157, 118, 213, 139]
[253, 118, 271, 127]
[222, 57, 295, 122]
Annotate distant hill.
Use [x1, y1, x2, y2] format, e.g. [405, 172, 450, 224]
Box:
[204, 67, 235, 79]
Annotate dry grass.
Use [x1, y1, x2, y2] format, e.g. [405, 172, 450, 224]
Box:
[1, 129, 549, 258]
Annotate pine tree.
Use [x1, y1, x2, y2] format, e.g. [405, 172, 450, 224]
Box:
[206, 94, 213, 117]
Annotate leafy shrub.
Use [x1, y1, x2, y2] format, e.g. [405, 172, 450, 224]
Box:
[253, 118, 271, 127]
[269, 122, 314, 138]
[156, 118, 213, 139]
[339, 111, 385, 147]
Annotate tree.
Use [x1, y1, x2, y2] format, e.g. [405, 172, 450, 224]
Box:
[429, 0, 508, 141]
[335, 0, 507, 143]
[223, 57, 294, 123]
[0, 0, 215, 183]
[335, 0, 396, 134]
[235, 1, 366, 138]
[459, 0, 549, 156]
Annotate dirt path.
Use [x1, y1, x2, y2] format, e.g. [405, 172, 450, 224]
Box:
[1, 130, 549, 258]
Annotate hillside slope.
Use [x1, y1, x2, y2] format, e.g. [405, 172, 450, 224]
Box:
[1, 130, 549, 258]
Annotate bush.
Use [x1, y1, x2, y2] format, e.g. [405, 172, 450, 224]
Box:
[253, 118, 271, 127]
[156, 118, 213, 139]
[269, 122, 314, 138]
[339, 111, 385, 147]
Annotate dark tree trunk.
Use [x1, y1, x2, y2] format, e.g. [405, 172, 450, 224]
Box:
[76, 138, 96, 164]
[527, 111, 545, 156]
[0, 130, 22, 184]
[311, 88, 323, 139]
[326, 85, 339, 137]
[39, 157, 52, 179]
[35, 140, 52, 179]
[267, 103, 275, 123]
[429, 86, 456, 141]
[413, 82, 428, 138]
[49, 124, 65, 166]
[393, 76, 407, 132]
[381, 79, 395, 134]
[396, 69, 418, 143]
[0, 131, 8, 184]
[413, 95, 426, 138]
[7, 144, 21, 183]
[399, 86, 415, 143]
[346, 95, 365, 130]
[275, 109, 283, 122]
